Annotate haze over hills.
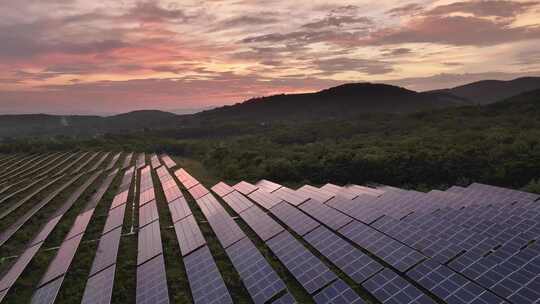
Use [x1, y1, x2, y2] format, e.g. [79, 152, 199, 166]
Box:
[0, 77, 538, 138]
[427, 76, 540, 104]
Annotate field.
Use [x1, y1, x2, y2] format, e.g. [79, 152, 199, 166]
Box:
[0, 151, 538, 304]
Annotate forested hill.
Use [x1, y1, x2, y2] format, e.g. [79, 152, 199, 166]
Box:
[196, 83, 466, 122]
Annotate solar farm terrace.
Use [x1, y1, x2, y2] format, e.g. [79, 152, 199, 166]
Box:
[0, 152, 538, 304]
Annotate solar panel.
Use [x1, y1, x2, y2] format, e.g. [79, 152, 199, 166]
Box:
[297, 185, 335, 203]
[270, 202, 320, 236]
[89, 227, 122, 276]
[196, 194, 246, 248]
[362, 269, 436, 304]
[0, 290, 6, 302]
[137, 221, 163, 265]
[256, 179, 282, 193]
[160, 154, 176, 168]
[299, 199, 353, 231]
[184, 246, 233, 304]
[163, 185, 183, 202]
[233, 181, 259, 195]
[0, 243, 41, 292]
[139, 188, 156, 206]
[266, 231, 336, 294]
[188, 183, 210, 200]
[320, 183, 357, 200]
[221, 190, 254, 214]
[174, 215, 206, 256]
[30, 276, 64, 304]
[248, 189, 283, 209]
[136, 254, 170, 304]
[236, 205, 283, 241]
[139, 200, 159, 228]
[314, 279, 366, 304]
[102, 203, 126, 234]
[168, 196, 192, 223]
[111, 190, 129, 209]
[30, 215, 63, 246]
[271, 292, 296, 304]
[326, 195, 377, 224]
[273, 187, 310, 206]
[339, 221, 425, 272]
[81, 264, 116, 304]
[226, 237, 286, 304]
[39, 233, 84, 286]
[211, 182, 235, 197]
[346, 185, 385, 197]
[64, 208, 95, 240]
[305, 226, 383, 284]
[407, 259, 507, 304]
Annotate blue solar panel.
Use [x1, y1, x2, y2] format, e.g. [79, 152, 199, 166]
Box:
[235, 204, 283, 241]
[266, 231, 336, 294]
[136, 254, 170, 304]
[299, 199, 353, 231]
[184, 246, 233, 304]
[314, 279, 366, 304]
[226, 237, 286, 304]
[270, 202, 320, 236]
[81, 264, 116, 304]
[305, 226, 383, 284]
[339, 221, 425, 272]
[363, 269, 435, 304]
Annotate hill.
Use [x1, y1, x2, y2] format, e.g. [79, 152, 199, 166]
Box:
[429, 76, 540, 104]
[0, 110, 180, 138]
[196, 83, 465, 122]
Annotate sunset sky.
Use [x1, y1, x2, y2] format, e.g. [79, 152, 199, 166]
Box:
[1, 0, 539, 114]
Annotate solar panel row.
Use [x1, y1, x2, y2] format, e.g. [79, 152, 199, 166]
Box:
[159, 154, 176, 168]
[30, 170, 118, 304]
[155, 167, 232, 304]
[136, 165, 169, 304]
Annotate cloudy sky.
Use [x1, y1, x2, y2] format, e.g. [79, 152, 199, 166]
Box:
[1, 0, 539, 114]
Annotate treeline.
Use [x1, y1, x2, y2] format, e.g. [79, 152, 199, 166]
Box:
[2, 91, 540, 193]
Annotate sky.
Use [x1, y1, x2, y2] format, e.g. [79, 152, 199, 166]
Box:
[0, 0, 539, 115]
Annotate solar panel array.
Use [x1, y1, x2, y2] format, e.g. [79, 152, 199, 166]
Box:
[1, 151, 539, 304]
[81, 167, 135, 304]
[158, 168, 232, 303]
[0, 170, 101, 302]
[31, 170, 118, 304]
[136, 165, 169, 304]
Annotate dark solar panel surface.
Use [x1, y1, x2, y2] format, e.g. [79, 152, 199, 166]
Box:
[174, 215, 206, 256]
[273, 186, 309, 206]
[305, 226, 383, 284]
[226, 237, 286, 304]
[339, 221, 425, 272]
[137, 221, 163, 265]
[102, 204, 126, 234]
[248, 189, 283, 209]
[64, 208, 94, 240]
[139, 200, 159, 228]
[168, 196, 192, 223]
[184, 246, 233, 304]
[408, 259, 508, 304]
[271, 292, 296, 304]
[221, 190, 254, 214]
[211, 182, 235, 197]
[136, 254, 170, 304]
[363, 269, 436, 304]
[139, 188, 156, 206]
[299, 199, 353, 231]
[39, 233, 84, 286]
[237, 204, 283, 241]
[111, 190, 129, 208]
[270, 202, 320, 236]
[81, 264, 116, 304]
[320, 183, 357, 200]
[197, 194, 246, 248]
[314, 279, 366, 304]
[31, 276, 64, 304]
[163, 186, 182, 203]
[266, 231, 336, 294]
[297, 185, 334, 203]
[233, 181, 259, 195]
[0, 243, 41, 292]
[90, 227, 122, 276]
